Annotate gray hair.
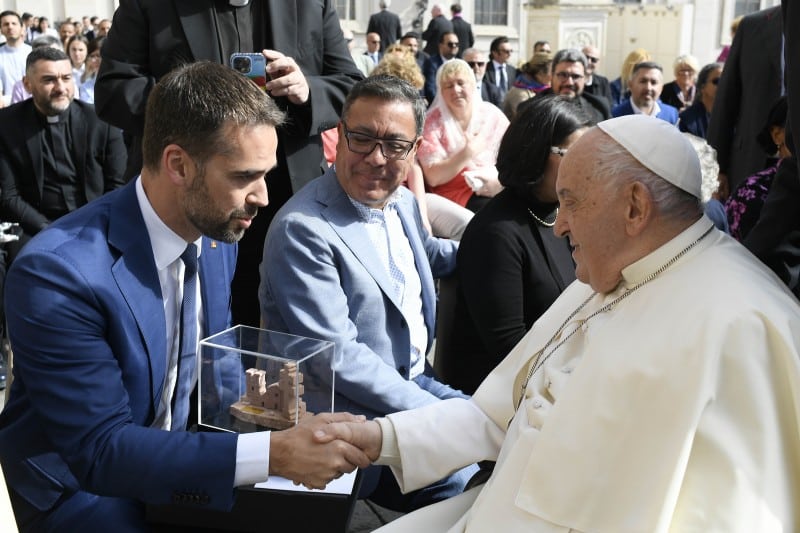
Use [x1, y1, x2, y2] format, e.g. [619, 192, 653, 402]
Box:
[551, 48, 587, 71]
[31, 34, 63, 51]
[683, 133, 720, 203]
[461, 47, 485, 59]
[342, 75, 426, 136]
[594, 133, 703, 222]
[630, 60, 663, 80]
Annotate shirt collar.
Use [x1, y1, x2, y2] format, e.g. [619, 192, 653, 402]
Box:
[347, 189, 403, 223]
[619, 216, 712, 289]
[630, 98, 662, 117]
[38, 106, 71, 125]
[135, 176, 202, 271]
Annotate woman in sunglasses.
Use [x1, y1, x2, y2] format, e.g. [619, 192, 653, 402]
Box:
[678, 62, 724, 140]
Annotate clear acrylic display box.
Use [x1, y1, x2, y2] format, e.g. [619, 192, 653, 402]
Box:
[198, 325, 336, 433]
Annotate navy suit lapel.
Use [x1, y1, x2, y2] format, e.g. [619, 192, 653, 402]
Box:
[108, 182, 168, 404]
[175, 0, 221, 62]
[317, 171, 404, 312]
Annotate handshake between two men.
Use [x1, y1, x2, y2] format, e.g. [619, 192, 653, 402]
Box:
[272, 413, 382, 490]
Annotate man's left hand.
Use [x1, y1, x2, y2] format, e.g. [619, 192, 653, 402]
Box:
[263, 49, 310, 105]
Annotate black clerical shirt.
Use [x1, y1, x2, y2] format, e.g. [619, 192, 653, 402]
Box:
[38, 109, 83, 219]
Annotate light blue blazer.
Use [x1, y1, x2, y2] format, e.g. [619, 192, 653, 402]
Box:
[260, 168, 459, 418]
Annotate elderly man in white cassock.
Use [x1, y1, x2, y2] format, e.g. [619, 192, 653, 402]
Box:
[316, 114, 800, 532]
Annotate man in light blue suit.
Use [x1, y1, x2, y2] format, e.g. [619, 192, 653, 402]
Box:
[612, 61, 679, 125]
[260, 75, 477, 512]
[0, 62, 369, 531]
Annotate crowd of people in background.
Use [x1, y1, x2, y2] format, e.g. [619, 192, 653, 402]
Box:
[0, 11, 110, 107]
[1, 1, 800, 531]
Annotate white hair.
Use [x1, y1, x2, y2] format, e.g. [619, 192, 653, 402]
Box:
[682, 133, 720, 203]
[593, 132, 703, 221]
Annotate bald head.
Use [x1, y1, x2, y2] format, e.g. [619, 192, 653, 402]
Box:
[582, 45, 600, 75]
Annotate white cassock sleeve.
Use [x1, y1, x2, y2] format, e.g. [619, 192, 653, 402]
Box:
[375, 398, 505, 493]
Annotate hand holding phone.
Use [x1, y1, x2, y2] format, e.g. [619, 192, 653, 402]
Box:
[230, 53, 268, 91]
[261, 49, 310, 105]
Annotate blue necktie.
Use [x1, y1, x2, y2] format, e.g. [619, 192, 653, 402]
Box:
[171, 243, 198, 431]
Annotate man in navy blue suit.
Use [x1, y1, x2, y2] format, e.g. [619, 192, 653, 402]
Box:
[612, 61, 678, 125]
[0, 61, 369, 531]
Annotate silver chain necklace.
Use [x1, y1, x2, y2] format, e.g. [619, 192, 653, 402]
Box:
[527, 207, 558, 227]
[516, 225, 714, 408]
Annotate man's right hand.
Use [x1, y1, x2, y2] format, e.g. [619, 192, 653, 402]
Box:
[313, 419, 382, 463]
[269, 412, 371, 490]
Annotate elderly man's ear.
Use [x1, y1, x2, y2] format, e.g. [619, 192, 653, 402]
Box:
[624, 181, 652, 237]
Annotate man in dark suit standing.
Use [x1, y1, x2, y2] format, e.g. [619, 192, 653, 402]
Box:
[0, 47, 126, 260]
[449, 4, 473, 59]
[707, 6, 783, 199]
[483, 36, 517, 104]
[95, 0, 364, 328]
[582, 44, 613, 109]
[422, 3, 453, 57]
[423, 31, 459, 103]
[367, 0, 402, 53]
[0, 61, 370, 531]
[463, 47, 502, 108]
[402, 31, 429, 72]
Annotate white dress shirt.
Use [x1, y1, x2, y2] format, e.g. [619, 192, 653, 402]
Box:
[135, 177, 270, 486]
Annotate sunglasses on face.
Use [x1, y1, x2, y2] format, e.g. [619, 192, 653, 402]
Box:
[446, 42, 459, 48]
[467, 61, 486, 67]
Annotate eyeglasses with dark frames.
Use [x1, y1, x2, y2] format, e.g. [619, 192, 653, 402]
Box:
[446, 42, 459, 48]
[466, 61, 486, 68]
[342, 123, 417, 160]
[586, 56, 599, 63]
[554, 72, 584, 82]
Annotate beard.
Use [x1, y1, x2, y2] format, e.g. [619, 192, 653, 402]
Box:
[183, 172, 258, 243]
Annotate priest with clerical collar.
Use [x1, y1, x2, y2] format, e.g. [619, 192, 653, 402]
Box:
[317, 114, 800, 533]
[0, 46, 126, 261]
